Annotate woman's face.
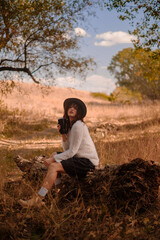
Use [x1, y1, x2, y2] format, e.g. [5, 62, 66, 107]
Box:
[67, 103, 78, 120]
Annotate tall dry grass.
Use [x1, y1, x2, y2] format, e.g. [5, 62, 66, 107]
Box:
[96, 134, 160, 166]
[1, 81, 160, 124]
[0, 142, 160, 240]
[0, 81, 160, 239]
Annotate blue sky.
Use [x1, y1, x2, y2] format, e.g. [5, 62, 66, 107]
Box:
[0, 7, 137, 95]
[55, 8, 136, 94]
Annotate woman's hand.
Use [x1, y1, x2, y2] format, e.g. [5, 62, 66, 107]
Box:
[43, 157, 55, 167]
[57, 123, 67, 141]
[57, 123, 61, 133]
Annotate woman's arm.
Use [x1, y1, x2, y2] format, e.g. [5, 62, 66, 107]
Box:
[62, 133, 69, 151]
[54, 121, 84, 162]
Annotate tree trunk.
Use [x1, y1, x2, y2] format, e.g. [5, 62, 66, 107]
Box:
[14, 156, 160, 214]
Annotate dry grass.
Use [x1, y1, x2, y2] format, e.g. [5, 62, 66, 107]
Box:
[0, 81, 160, 239]
[1, 157, 160, 240]
[96, 134, 160, 166]
[1, 81, 160, 124]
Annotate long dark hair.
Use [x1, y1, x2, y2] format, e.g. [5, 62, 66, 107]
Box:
[63, 102, 84, 127]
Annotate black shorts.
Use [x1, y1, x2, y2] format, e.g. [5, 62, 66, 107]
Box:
[61, 156, 95, 179]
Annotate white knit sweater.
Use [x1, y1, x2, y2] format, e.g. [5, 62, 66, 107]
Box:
[54, 120, 99, 166]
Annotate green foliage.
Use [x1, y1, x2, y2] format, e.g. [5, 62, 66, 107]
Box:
[108, 48, 160, 100]
[107, 93, 116, 102]
[112, 86, 142, 103]
[91, 92, 116, 101]
[91, 88, 141, 103]
[91, 92, 110, 100]
[105, 0, 160, 50]
[0, 0, 97, 83]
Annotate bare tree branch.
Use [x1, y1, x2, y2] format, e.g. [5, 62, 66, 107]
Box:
[0, 59, 24, 65]
[31, 62, 55, 74]
[0, 66, 39, 83]
[0, 0, 96, 84]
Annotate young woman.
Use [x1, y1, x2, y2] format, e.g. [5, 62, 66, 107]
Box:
[19, 98, 99, 207]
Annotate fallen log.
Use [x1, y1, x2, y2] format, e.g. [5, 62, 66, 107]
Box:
[14, 156, 160, 214]
[14, 155, 47, 181]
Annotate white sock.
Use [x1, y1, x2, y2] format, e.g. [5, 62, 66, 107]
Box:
[38, 187, 48, 197]
[55, 177, 61, 186]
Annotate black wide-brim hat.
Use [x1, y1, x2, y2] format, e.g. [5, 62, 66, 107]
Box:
[64, 98, 87, 118]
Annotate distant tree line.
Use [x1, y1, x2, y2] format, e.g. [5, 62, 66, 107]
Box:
[106, 0, 160, 100]
[108, 48, 160, 100]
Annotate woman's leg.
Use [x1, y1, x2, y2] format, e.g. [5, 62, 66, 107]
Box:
[41, 162, 65, 191]
[19, 162, 65, 207]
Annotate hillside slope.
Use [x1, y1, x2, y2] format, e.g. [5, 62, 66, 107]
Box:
[1, 81, 109, 121]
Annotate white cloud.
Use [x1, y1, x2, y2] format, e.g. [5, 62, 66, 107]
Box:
[100, 66, 107, 69]
[55, 75, 116, 94]
[63, 33, 71, 40]
[94, 31, 137, 47]
[56, 76, 76, 87]
[74, 28, 90, 37]
[82, 75, 116, 94]
[61, 28, 90, 40]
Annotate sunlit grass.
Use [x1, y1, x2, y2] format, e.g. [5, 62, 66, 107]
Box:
[0, 81, 160, 239]
[1, 81, 160, 124]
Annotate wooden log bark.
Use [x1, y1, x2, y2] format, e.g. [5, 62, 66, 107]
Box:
[14, 156, 160, 214]
[14, 155, 47, 180]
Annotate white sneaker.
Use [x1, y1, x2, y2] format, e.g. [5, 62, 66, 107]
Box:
[19, 196, 44, 208]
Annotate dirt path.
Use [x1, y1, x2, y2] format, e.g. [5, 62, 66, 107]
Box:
[0, 126, 159, 150]
[0, 139, 61, 149]
[1, 118, 160, 149]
